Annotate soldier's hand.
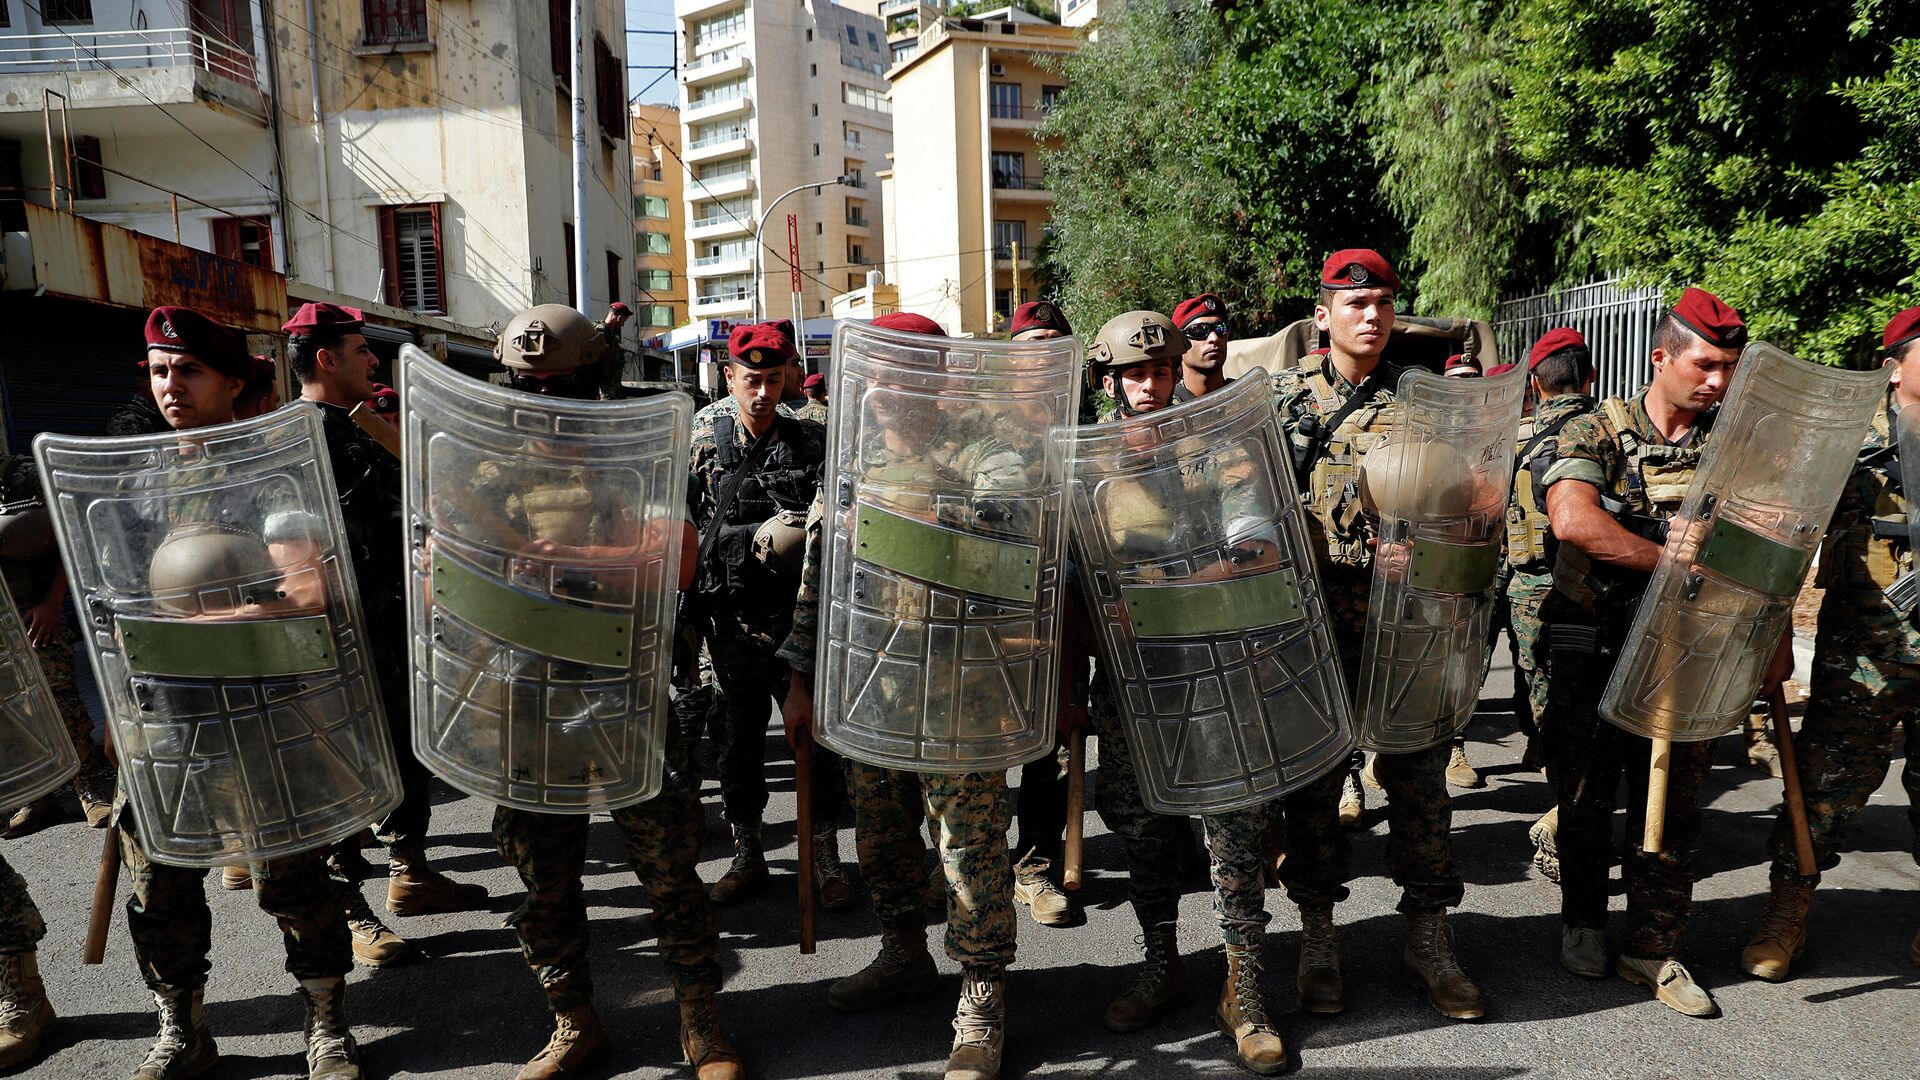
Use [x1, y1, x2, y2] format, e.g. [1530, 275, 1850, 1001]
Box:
[22, 595, 62, 648]
[781, 669, 815, 750]
[1760, 631, 1796, 696]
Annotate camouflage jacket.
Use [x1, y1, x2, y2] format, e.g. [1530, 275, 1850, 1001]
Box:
[1270, 356, 1406, 572]
[1814, 396, 1920, 660]
[1505, 392, 1597, 570]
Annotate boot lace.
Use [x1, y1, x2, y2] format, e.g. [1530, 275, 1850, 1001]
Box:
[303, 983, 354, 1065]
[1753, 891, 1807, 946]
[1227, 947, 1274, 1031]
[0, 960, 26, 1029]
[1299, 912, 1339, 971]
[140, 995, 195, 1070]
[952, 971, 1002, 1047]
[813, 827, 850, 884]
[1122, 929, 1173, 999]
[1411, 917, 1466, 978]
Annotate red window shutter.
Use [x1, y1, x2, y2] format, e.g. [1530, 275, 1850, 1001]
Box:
[548, 0, 569, 83]
[72, 135, 105, 199]
[376, 206, 401, 307]
[211, 217, 239, 261]
[428, 204, 445, 314]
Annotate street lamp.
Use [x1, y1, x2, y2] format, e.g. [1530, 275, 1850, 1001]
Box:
[751, 176, 851, 322]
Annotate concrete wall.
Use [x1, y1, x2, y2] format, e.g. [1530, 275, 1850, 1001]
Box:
[886, 36, 974, 334]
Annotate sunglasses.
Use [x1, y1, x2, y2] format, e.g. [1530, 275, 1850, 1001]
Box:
[1182, 322, 1229, 341]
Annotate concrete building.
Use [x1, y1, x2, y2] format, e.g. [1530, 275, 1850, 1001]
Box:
[675, 0, 892, 327]
[632, 102, 687, 342]
[882, 8, 1075, 335]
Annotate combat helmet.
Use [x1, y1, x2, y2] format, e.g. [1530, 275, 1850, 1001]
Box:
[148, 523, 280, 614]
[496, 305, 598, 373]
[1090, 311, 1184, 375]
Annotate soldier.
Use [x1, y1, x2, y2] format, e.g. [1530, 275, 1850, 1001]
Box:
[1270, 249, 1486, 1021]
[687, 322, 850, 912]
[117, 305, 366, 1080]
[778, 311, 1021, 1080]
[591, 301, 633, 399]
[1173, 292, 1232, 403]
[1537, 287, 1789, 1016]
[1004, 299, 1077, 929]
[234, 353, 282, 420]
[1068, 310, 1289, 1073]
[0, 853, 52, 1070]
[284, 302, 487, 961]
[479, 305, 744, 1080]
[800, 372, 830, 416]
[1, 455, 115, 836]
[1443, 354, 1482, 378]
[1505, 329, 1600, 883]
[1740, 306, 1920, 981]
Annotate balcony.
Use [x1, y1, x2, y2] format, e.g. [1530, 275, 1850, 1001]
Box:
[689, 213, 754, 241]
[682, 47, 749, 87]
[991, 173, 1051, 201]
[683, 130, 752, 164]
[683, 90, 750, 126]
[988, 102, 1054, 131]
[691, 287, 753, 318]
[0, 27, 267, 131]
[844, 211, 870, 232]
[694, 172, 754, 199]
[880, 0, 919, 14]
[690, 253, 753, 276]
[678, 0, 748, 23]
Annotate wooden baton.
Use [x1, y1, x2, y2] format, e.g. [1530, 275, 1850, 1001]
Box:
[795, 736, 817, 955]
[1769, 688, 1818, 877]
[83, 824, 121, 965]
[1063, 730, 1086, 890]
[1642, 736, 1671, 854]
[347, 402, 401, 458]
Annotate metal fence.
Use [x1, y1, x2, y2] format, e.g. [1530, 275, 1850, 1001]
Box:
[1493, 277, 1666, 402]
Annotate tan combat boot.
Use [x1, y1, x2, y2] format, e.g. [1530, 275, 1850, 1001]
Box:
[1402, 912, 1485, 1020]
[709, 820, 769, 906]
[1739, 879, 1813, 982]
[1617, 955, 1716, 1017]
[1337, 770, 1365, 830]
[1103, 923, 1190, 1032]
[813, 823, 857, 913]
[297, 977, 361, 1080]
[1216, 942, 1285, 1075]
[828, 918, 939, 1012]
[1296, 905, 1344, 1014]
[1446, 741, 1483, 789]
[1529, 807, 1560, 883]
[678, 994, 744, 1080]
[220, 865, 253, 891]
[516, 1005, 608, 1080]
[1746, 716, 1783, 778]
[129, 986, 219, 1080]
[387, 843, 488, 916]
[1012, 854, 1072, 928]
[345, 889, 418, 967]
[0, 950, 54, 1070]
[945, 965, 1004, 1080]
[1, 796, 63, 840]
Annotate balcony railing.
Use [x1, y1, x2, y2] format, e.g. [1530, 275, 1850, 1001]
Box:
[845, 212, 868, 227]
[989, 102, 1057, 121]
[992, 174, 1050, 191]
[689, 128, 749, 149]
[0, 26, 258, 87]
[696, 287, 752, 305]
[692, 212, 750, 229]
[683, 46, 740, 75]
[693, 251, 751, 267]
[687, 83, 748, 109]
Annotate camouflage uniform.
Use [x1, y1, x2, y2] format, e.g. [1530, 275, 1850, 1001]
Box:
[1770, 400, 1920, 883]
[1537, 390, 1715, 960]
[1270, 358, 1462, 915]
[0, 855, 45, 954]
[1503, 393, 1598, 735]
[788, 397, 830, 424]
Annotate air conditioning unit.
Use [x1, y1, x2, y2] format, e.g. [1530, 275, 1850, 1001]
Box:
[989, 62, 1005, 75]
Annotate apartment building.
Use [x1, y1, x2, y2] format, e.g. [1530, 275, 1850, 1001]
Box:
[632, 102, 688, 342]
[676, 0, 892, 326]
[882, 8, 1075, 335]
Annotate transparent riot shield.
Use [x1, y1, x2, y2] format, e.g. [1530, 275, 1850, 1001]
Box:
[1898, 403, 1920, 611]
[400, 346, 690, 812]
[1061, 373, 1354, 814]
[1602, 345, 1887, 741]
[1355, 363, 1527, 752]
[34, 408, 401, 866]
[816, 322, 1077, 772]
[0, 579, 78, 809]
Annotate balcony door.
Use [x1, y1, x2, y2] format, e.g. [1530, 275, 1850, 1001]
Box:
[188, 0, 256, 85]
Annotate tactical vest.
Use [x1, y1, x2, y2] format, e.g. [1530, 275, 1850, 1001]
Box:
[1817, 405, 1911, 593]
[1551, 396, 1708, 610]
[700, 414, 824, 614]
[1504, 399, 1591, 569]
[1293, 359, 1395, 568]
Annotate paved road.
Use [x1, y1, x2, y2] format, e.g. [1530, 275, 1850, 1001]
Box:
[11, 651, 1919, 1079]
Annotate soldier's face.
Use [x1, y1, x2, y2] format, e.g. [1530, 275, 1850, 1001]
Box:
[1182, 317, 1229, 371]
[1315, 288, 1396, 362]
[324, 333, 381, 400]
[1887, 344, 1920, 409]
[1651, 336, 1740, 412]
[1012, 328, 1064, 341]
[726, 364, 785, 420]
[148, 350, 243, 430]
[1104, 360, 1176, 413]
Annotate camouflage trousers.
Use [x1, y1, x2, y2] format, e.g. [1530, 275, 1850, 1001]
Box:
[1770, 599, 1920, 886]
[1541, 603, 1713, 960]
[848, 761, 1015, 967]
[1087, 679, 1279, 942]
[1505, 567, 1555, 736]
[708, 627, 847, 828]
[120, 811, 349, 990]
[492, 723, 718, 1012]
[32, 627, 115, 807]
[0, 855, 45, 954]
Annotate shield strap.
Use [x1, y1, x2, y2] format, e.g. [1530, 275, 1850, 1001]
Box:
[854, 502, 1040, 603]
[119, 614, 338, 678]
[430, 552, 637, 668]
[1119, 569, 1304, 637]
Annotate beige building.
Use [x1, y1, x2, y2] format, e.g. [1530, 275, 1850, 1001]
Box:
[675, 0, 892, 326]
[882, 9, 1076, 336]
[632, 103, 688, 341]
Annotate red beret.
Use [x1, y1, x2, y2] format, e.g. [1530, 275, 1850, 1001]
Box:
[726, 322, 796, 368]
[145, 306, 250, 378]
[801, 373, 826, 390]
[1484, 362, 1518, 378]
[771, 319, 797, 346]
[1668, 288, 1747, 349]
[245, 354, 278, 385]
[1009, 300, 1071, 337]
[282, 302, 365, 336]
[608, 301, 631, 315]
[1528, 327, 1587, 370]
[1442, 354, 1480, 377]
[1320, 249, 1400, 292]
[870, 312, 945, 337]
[369, 383, 399, 415]
[1883, 307, 1920, 353]
[1172, 293, 1227, 329]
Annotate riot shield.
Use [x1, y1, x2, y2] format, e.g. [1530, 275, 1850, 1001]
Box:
[1899, 403, 1920, 610]
[34, 408, 401, 866]
[1354, 363, 1527, 752]
[1601, 344, 1886, 741]
[400, 346, 690, 812]
[0, 579, 78, 810]
[815, 322, 1077, 773]
[1061, 373, 1354, 814]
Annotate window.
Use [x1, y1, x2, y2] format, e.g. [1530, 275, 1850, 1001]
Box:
[805, 29, 812, 42]
[697, 240, 750, 265]
[212, 216, 274, 269]
[697, 274, 751, 306]
[809, 63, 817, 76]
[989, 82, 1022, 120]
[845, 25, 858, 45]
[814, 222, 823, 235]
[71, 134, 105, 198]
[639, 232, 671, 256]
[692, 10, 746, 50]
[994, 288, 1014, 319]
[866, 30, 879, 50]
[811, 104, 818, 117]
[376, 204, 444, 313]
[607, 251, 621, 304]
[992, 219, 1026, 259]
[362, 0, 427, 46]
[844, 163, 864, 188]
[688, 121, 746, 148]
[843, 83, 890, 114]
[593, 34, 624, 140]
[991, 151, 1026, 188]
[846, 203, 867, 228]
[843, 124, 862, 149]
[641, 304, 674, 327]
[0, 3, 8, 27]
[43, 0, 92, 24]
[848, 242, 865, 264]
[636, 194, 670, 219]
[1041, 85, 1066, 112]
[563, 223, 577, 307]
[547, 0, 568, 84]
[813, 143, 820, 157]
[639, 268, 673, 291]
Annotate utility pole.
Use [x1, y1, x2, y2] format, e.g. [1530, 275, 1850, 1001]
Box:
[788, 214, 804, 367]
[753, 177, 849, 321]
[570, 0, 591, 317]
